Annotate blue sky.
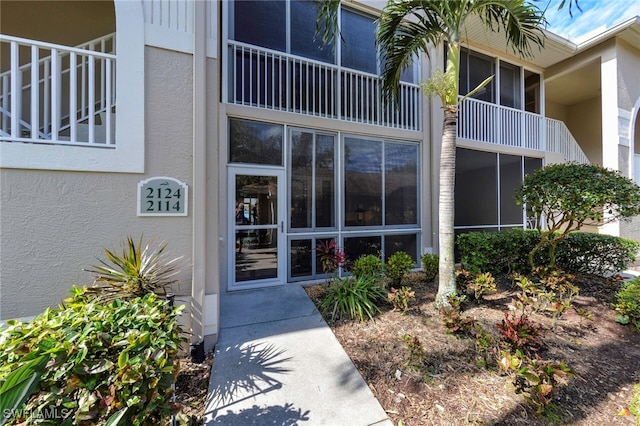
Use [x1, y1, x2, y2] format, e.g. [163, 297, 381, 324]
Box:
[543, 0, 640, 43]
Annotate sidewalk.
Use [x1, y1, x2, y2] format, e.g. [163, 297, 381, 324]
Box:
[204, 285, 393, 426]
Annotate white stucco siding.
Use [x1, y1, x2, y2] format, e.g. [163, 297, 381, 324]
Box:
[0, 46, 195, 321]
[617, 40, 640, 111]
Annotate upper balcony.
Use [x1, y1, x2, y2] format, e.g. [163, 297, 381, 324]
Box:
[225, 40, 422, 132]
[0, 33, 116, 147]
[458, 96, 589, 164]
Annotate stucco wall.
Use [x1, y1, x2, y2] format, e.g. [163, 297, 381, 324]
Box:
[566, 97, 602, 165]
[0, 46, 194, 320]
[617, 40, 640, 111]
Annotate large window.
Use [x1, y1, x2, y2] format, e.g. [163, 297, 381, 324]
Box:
[290, 129, 336, 230]
[285, 129, 420, 281]
[459, 49, 494, 103]
[455, 147, 542, 232]
[343, 136, 419, 228]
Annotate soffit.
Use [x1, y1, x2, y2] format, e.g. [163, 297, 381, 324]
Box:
[458, 14, 576, 69]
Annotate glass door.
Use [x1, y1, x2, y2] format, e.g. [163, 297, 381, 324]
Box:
[229, 167, 286, 290]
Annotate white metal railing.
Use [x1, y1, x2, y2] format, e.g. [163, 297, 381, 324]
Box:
[227, 40, 421, 131]
[0, 33, 116, 146]
[458, 97, 589, 164]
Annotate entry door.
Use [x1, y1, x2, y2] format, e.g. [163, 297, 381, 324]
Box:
[229, 168, 286, 290]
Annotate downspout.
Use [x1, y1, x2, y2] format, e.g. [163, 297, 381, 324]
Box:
[191, 0, 207, 361]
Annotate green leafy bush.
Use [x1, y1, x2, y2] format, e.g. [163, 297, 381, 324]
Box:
[613, 278, 640, 329]
[420, 253, 439, 282]
[320, 276, 387, 322]
[498, 350, 573, 416]
[457, 229, 638, 277]
[555, 233, 639, 277]
[457, 229, 539, 275]
[387, 286, 415, 311]
[0, 290, 186, 425]
[384, 251, 415, 286]
[402, 334, 425, 371]
[351, 254, 384, 281]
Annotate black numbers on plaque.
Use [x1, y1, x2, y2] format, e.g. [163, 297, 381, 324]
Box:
[144, 185, 183, 212]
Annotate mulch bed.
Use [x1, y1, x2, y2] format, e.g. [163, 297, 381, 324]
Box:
[305, 272, 640, 425]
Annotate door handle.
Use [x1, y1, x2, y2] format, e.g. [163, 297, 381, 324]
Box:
[280, 221, 284, 233]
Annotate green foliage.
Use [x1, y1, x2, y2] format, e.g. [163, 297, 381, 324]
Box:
[387, 286, 415, 312]
[630, 383, 640, 421]
[0, 291, 186, 425]
[420, 253, 439, 282]
[457, 229, 638, 277]
[85, 236, 182, 302]
[457, 229, 539, 275]
[469, 272, 497, 300]
[516, 163, 640, 268]
[439, 294, 477, 336]
[351, 254, 384, 281]
[320, 276, 387, 322]
[496, 311, 545, 354]
[402, 334, 425, 371]
[498, 350, 573, 416]
[0, 355, 49, 424]
[455, 269, 497, 300]
[384, 251, 415, 286]
[555, 233, 639, 277]
[613, 278, 640, 329]
[513, 268, 579, 327]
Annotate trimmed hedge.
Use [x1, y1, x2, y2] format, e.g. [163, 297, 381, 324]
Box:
[457, 229, 639, 276]
[0, 290, 186, 425]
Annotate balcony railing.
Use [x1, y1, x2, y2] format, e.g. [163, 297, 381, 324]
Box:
[0, 33, 116, 146]
[226, 40, 421, 131]
[458, 97, 589, 164]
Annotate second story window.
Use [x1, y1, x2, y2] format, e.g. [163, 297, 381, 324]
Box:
[340, 9, 377, 74]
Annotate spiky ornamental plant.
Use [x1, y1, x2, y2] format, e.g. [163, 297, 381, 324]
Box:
[85, 236, 183, 302]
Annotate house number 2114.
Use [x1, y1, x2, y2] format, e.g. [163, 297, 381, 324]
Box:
[137, 177, 188, 217]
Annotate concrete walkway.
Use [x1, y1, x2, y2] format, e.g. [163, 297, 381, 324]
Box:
[204, 285, 392, 426]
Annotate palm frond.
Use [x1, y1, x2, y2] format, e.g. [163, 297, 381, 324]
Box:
[85, 236, 183, 302]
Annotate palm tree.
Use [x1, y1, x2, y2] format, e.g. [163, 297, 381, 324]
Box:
[376, 1, 545, 306]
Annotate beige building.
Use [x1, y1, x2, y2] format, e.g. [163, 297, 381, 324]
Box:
[1, 1, 639, 350]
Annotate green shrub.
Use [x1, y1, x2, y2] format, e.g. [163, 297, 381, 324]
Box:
[468, 272, 497, 300]
[498, 350, 573, 416]
[457, 229, 539, 275]
[555, 233, 639, 277]
[384, 251, 415, 286]
[387, 286, 415, 311]
[351, 254, 384, 281]
[457, 229, 638, 277]
[613, 278, 640, 329]
[0, 290, 186, 425]
[420, 253, 439, 282]
[320, 276, 387, 322]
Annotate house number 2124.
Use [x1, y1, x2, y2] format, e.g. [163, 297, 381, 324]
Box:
[137, 177, 188, 217]
[146, 187, 182, 212]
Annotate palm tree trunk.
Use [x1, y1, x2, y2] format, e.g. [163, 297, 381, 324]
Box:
[436, 106, 459, 307]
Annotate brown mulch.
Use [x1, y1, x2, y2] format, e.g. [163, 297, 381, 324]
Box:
[305, 272, 640, 426]
[175, 351, 214, 423]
